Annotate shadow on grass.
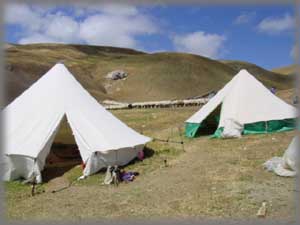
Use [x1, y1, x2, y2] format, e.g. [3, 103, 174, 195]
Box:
[42, 142, 82, 183]
[125, 146, 155, 165]
[42, 164, 80, 183]
[42, 146, 156, 181]
[98, 146, 156, 171]
[142, 146, 155, 159]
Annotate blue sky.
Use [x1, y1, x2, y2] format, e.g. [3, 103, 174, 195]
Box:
[4, 3, 296, 70]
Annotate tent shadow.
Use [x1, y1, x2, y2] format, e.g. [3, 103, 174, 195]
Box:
[107, 146, 156, 170]
[142, 146, 155, 159]
[41, 142, 82, 183]
[42, 164, 79, 183]
[42, 146, 156, 181]
[111, 146, 155, 169]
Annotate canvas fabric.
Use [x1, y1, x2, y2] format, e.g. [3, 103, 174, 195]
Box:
[263, 136, 299, 177]
[2, 63, 151, 182]
[185, 69, 298, 138]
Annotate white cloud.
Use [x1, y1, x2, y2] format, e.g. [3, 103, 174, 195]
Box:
[4, 3, 43, 32]
[79, 13, 158, 48]
[19, 33, 58, 44]
[45, 14, 80, 42]
[172, 31, 227, 59]
[4, 3, 159, 49]
[257, 14, 294, 34]
[234, 12, 256, 25]
[71, 2, 139, 17]
[98, 3, 139, 16]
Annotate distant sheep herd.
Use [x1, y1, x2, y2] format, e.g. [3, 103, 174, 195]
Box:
[103, 98, 210, 110]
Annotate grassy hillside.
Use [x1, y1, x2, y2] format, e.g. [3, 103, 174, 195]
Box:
[272, 64, 298, 75]
[4, 43, 294, 105]
[276, 88, 295, 105]
[220, 60, 295, 89]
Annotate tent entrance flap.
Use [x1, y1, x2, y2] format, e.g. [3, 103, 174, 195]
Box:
[185, 123, 202, 137]
[185, 116, 220, 138]
[185, 106, 221, 138]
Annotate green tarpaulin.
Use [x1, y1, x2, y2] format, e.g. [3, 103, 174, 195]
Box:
[185, 123, 202, 138]
[185, 114, 220, 138]
[186, 118, 297, 138]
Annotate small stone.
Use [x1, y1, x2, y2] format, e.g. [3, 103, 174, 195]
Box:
[106, 70, 128, 80]
[257, 201, 267, 218]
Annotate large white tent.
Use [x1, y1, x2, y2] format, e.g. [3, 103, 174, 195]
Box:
[185, 69, 298, 138]
[1, 63, 151, 183]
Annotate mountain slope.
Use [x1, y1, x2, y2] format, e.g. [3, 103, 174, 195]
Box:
[4, 43, 294, 105]
[220, 60, 295, 89]
[272, 65, 297, 75]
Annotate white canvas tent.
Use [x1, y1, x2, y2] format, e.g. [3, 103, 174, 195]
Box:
[1, 63, 151, 183]
[185, 69, 298, 138]
[263, 136, 299, 177]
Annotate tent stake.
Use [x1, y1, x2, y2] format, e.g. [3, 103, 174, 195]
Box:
[31, 177, 36, 197]
[177, 126, 185, 152]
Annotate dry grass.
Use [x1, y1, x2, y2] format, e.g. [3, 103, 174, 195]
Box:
[272, 65, 297, 75]
[3, 107, 297, 222]
[276, 89, 295, 105]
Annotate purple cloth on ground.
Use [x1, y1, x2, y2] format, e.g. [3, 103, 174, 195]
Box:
[121, 172, 135, 181]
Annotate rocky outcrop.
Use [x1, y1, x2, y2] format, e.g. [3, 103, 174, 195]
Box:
[106, 70, 127, 80]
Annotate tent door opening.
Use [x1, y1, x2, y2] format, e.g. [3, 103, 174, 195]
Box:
[42, 115, 82, 182]
[195, 105, 221, 136]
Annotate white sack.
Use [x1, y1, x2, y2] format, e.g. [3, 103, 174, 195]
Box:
[221, 118, 243, 138]
[263, 136, 299, 177]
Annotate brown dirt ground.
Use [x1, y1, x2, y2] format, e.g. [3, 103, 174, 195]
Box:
[5, 126, 297, 222]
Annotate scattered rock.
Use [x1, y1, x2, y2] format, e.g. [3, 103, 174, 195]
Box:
[106, 70, 127, 80]
[257, 201, 267, 218]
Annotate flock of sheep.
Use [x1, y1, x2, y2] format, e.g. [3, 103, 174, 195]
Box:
[103, 98, 210, 110]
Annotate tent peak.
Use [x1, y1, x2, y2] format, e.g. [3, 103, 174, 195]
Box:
[240, 69, 248, 72]
[56, 60, 66, 65]
[234, 69, 256, 82]
[237, 69, 251, 75]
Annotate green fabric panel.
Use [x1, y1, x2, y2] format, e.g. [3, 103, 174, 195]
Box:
[185, 123, 202, 138]
[211, 127, 224, 138]
[243, 121, 266, 134]
[211, 119, 296, 138]
[187, 117, 297, 138]
[185, 117, 220, 138]
[243, 118, 296, 135]
[267, 119, 295, 132]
